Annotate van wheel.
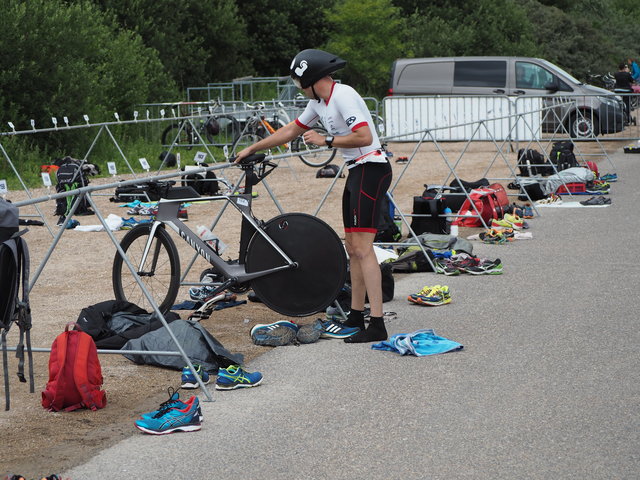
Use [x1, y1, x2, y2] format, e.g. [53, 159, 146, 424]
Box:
[568, 111, 600, 138]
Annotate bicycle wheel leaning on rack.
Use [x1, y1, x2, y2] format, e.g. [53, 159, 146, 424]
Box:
[161, 121, 195, 149]
[204, 114, 241, 147]
[290, 126, 337, 168]
[112, 224, 181, 313]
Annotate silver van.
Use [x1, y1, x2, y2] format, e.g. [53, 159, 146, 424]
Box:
[388, 56, 625, 138]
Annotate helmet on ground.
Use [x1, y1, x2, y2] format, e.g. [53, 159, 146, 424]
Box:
[290, 49, 346, 89]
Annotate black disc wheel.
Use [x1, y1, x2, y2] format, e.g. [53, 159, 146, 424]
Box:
[112, 224, 181, 313]
[245, 213, 347, 316]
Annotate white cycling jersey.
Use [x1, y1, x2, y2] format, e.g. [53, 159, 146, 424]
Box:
[295, 82, 385, 167]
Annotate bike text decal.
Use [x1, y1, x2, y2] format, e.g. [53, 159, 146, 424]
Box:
[179, 229, 211, 263]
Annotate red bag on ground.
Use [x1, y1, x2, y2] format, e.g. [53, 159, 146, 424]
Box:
[454, 183, 509, 227]
[42, 323, 107, 412]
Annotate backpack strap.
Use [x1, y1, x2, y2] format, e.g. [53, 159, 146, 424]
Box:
[2, 329, 9, 410]
[14, 238, 34, 393]
[50, 326, 71, 412]
[72, 327, 104, 411]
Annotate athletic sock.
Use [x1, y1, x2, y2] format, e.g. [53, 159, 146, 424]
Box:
[343, 309, 365, 329]
[344, 316, 387, 343]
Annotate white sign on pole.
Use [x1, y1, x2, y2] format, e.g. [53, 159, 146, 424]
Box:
[138, 157, 150, 171]
[0, 180, 8, 195]
[107, 162, 117, 175]
[194, 151, 207, 164]
[41, 172, 52, 187]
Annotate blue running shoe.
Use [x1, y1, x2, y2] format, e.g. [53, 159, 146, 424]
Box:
[249, 320, 298, 337]
[189, 285, 217, 301]
[320, 319, 360, 339]
[140, 388, 203, 422]
[181, 364, 211, 389]
[600, 173, 618, 182]
[216, 365, 263, 390]
[135, 396, 202, 435]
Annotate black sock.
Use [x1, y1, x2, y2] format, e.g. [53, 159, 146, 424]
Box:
[343, 309, 365, 329]
[344, 316, 387, 343]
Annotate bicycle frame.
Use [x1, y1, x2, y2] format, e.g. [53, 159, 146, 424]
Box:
[138, 192, 297, 288]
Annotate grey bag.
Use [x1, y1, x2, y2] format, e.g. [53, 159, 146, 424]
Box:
[121, 320, 243, 372]
[403, 233, 473, 255]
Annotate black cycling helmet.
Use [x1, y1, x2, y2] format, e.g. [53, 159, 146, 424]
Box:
[290, 49, 347, 89]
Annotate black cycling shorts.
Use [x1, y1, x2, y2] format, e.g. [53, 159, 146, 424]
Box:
[342, 161, 392, 233]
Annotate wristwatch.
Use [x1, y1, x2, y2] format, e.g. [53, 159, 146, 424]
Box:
[325, 135, 334, 148]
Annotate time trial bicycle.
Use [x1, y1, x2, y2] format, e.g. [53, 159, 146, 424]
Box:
[111, 153, 347, 317]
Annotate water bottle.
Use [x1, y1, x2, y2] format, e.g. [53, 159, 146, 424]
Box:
[443, 207, 453, 233]
[196, 225, 227, 254]
[443, 207, 459, 236]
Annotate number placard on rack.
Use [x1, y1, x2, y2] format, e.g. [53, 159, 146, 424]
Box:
[107, 162, 117, 175]
[41, 172, 52, 187]
[138, 157, 150, 170]
[0, 180, 8, 195]
[194, 151, 207, 164]
[176, 153, 181, 168]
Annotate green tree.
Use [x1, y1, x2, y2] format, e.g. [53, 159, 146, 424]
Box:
[0, 0, 175, 133]
[235, 0, 333, 77]
[324, 0, 405, 97]
[95, 0, 253, 88]
[404, 0, 540, 58]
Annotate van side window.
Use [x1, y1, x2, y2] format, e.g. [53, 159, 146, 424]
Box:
[453, 61, 506, 88]
[515, 62, 572, 91]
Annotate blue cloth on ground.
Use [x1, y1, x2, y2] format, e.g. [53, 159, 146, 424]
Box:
[172, 300, 202, 310]
[371, 329, 463, 356]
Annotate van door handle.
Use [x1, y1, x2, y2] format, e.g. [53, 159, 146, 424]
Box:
[514, 90, 526, 95]
[493, 89, 505, 94]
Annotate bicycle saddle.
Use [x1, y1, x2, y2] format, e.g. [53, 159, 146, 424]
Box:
[163, 186, 201, 200]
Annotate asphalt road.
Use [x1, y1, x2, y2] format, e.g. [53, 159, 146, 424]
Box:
[65, 148, 640, 480]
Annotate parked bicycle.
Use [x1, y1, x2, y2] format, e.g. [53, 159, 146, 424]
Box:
[160, 103, 241, 149]
[231, 102, 337, 168]
[111, 153, 347, 317]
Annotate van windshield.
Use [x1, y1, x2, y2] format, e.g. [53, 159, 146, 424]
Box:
[539, 59, 581, 84]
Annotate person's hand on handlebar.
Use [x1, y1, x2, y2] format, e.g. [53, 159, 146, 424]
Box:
[233, 147, 253, 164]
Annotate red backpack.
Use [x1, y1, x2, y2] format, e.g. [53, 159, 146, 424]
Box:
[41, 323, 107, 412]
[454, 183, 509, 228]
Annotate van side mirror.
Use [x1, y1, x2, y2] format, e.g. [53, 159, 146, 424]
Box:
[544, 82, 559, 93]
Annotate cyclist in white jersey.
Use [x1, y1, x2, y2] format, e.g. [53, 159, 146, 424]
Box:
[235, 49, 391, 343]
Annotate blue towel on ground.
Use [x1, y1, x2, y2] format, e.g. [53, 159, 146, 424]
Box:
[372, 329, 463, 356]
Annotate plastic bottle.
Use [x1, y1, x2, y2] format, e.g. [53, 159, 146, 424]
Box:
[443, 207, 453, 232]
[196, 225, 227, 254]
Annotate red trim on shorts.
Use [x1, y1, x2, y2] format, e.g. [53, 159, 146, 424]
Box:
[345, 227, 377, 233]
[295, 118, 310, 129]
[351, 122, 368, 131]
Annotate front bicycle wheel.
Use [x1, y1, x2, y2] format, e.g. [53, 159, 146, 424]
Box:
[112, 224, 181, 313]
[245, 213, 347, 316]
[291, 127, 337, 167]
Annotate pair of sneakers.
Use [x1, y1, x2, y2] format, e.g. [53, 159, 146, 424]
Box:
[135, 388, 202, 435]
[181, 363, 262, 391]
[251, 319, 327, 345]
[491, 213, 524, 230]
[408, 285, 451, 306]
